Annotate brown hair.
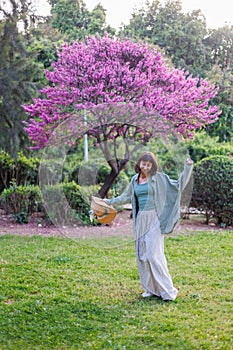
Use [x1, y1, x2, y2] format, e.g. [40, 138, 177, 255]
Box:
[134, 151, 158, 175]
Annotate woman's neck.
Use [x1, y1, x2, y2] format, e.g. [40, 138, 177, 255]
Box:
[139, 173, 150, 183]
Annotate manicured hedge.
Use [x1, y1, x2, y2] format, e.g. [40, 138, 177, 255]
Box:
[0, 151, 40, 193]
[191, 155, 233, 226]
[0, 183, 42, 223]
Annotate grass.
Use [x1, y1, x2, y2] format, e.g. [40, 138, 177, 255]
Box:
[0, 230, 232, 350]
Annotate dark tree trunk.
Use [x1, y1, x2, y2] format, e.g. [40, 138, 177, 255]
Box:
[98, 159, 129, 198]
[98, 169, 119, 198]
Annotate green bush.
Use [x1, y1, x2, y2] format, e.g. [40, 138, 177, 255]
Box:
[15, 152, 40, 186]
[187, 132, 233, 163]
[0, 182, 42, 223]
[0, 151, 40, 193]
[191, 155, 233, 226]
[0, 150, 15, 193]
[188, 144, 233, 163]
[42, 182, 100, 225]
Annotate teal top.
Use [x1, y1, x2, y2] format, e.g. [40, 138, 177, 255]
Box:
[135, 182, 156, 211]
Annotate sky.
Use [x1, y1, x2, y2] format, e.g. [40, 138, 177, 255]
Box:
[36, 0, 233, 30]
[84, 0, 233, 30]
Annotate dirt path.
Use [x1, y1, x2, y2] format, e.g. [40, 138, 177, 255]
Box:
[0, 209, 231, 238]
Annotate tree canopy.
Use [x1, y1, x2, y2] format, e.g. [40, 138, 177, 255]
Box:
[23, 35, 220, 196]
[50, 0, 115, 40]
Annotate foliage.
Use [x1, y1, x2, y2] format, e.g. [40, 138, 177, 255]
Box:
[14, 152, 40, 185]
[205, 61, 233, 142]
[187, 131, 233, 163]
[41, 181, 100, 225]
[149, 137, 191, 178]
[0, 1, 41, 156]
[0, 150, 40, 193]
[0, 232, 232, 349]
[120, 2, 233, 143]
[69, 160, 104, 186]
[0, 150, 15, 193]
[50, 0, 115, 41]
[68, 160, 129, 193]
[0, 182, 41, 223]
[120, 0, 211, 77]
[191, 156, 233, 226]
[206, 25, 233, 70]
[28, 18, 63, 75]
[50, 0, 89, 39]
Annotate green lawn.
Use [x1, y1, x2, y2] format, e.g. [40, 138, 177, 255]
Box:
[0, 231, 232, 350]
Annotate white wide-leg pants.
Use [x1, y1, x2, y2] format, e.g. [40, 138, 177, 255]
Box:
[135, 209, 178, 301]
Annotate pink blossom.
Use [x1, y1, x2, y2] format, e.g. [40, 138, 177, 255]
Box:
[23, 35, 221, 149]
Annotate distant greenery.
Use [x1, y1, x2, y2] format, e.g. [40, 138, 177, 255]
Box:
[0, 231, 232, 349]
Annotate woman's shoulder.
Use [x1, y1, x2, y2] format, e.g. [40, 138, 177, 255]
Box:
[131, 174, 138, 181]
[152, 171, 166, 180]
[152, 172, 176, 185]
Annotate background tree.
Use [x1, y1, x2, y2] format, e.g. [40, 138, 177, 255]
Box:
[121, 0, 233, 142]
[205, 25, 233, 141]
[23, 36, 220, 197]
[28, 17, 63, 84]
[0, 0, 41, 157]
[120, 0, 210, 77]
[49, 0, 115, 41]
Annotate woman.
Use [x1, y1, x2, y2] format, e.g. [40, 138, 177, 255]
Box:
[105, 151, 193, 301]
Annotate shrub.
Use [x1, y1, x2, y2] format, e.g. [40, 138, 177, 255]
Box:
[187, 132, 233, 163]
[0, 182, 42, 223]
[41, 182, 100, 226]
[191, 156, 233, 226]
[14, 152, 40, 186]
[0, 151, 40, 193]
[0, 150, 15, 193]
[188, 144, 233, 163]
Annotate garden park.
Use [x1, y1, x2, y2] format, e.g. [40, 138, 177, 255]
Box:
[0, 1, 232, 349]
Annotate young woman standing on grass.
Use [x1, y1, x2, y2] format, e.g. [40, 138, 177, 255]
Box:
[105, 151, 193, 301]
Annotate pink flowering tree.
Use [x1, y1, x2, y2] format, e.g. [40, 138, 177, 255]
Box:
[23, 35, 220, 197]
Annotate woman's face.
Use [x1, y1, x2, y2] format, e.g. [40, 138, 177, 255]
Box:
[139, 160, 152, 176]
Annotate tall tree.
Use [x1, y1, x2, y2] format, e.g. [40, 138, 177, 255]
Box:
[120, 0, 210, 77]
[205, 25, 233, 141]
[0, 0, 40, 156]
[49, 0, 115, 41]
[23, 35, 220, 197]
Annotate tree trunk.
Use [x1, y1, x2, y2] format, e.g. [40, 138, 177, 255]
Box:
[98, 169, 119, 198]
[98, 159, 129, 198]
